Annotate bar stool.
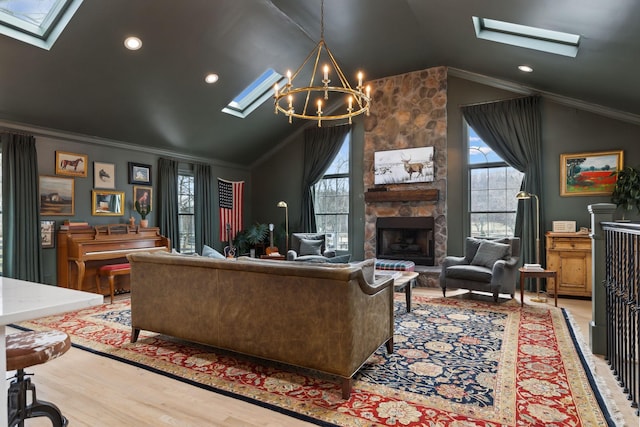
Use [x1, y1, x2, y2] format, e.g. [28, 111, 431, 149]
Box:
[6, 330, 71, 427]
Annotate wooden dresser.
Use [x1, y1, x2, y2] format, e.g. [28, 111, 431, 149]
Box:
[545, 232, 592, 297]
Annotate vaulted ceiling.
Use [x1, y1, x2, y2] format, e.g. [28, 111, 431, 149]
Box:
[0, 0, 638, 166]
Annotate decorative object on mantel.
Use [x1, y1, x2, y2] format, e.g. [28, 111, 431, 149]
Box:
[273, 0, 371, 127]
[364, 189, 439, 203]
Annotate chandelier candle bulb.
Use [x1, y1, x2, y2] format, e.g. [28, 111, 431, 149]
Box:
[358, 72, 363, 88]
[323, 65, 329, 80]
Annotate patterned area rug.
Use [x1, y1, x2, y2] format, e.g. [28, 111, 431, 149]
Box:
[14, 294, 615, 426]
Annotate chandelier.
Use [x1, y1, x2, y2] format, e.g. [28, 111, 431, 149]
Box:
[274, 0, 371, 127]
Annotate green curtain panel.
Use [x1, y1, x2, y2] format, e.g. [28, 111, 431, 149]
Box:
[462, 95, 543, 291]
[1, 133, 42, 281]
[194, 163, 214, 253]
[157, 158, 180, 252]
[300, 125, 351, 232]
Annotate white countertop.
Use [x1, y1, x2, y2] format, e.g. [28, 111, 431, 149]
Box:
[0, 277, 103, 425]
[0, 277, 103, 325]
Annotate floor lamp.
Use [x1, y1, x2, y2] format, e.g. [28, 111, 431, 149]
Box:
[277, 201, 289, 252]
[516, 191, 546, 302]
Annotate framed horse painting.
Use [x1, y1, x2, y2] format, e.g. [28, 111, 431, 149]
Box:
[56, 151, 88, 177]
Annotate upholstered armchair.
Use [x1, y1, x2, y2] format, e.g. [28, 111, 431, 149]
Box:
[287, 233, 337, 262]
[439, 237, 520, 302]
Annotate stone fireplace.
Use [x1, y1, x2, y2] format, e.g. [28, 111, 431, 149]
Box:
[376, 217, 434, 266]
[363, 66, 448, 272]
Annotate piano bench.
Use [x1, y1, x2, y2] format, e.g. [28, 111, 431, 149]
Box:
[96, 263, 131, 304]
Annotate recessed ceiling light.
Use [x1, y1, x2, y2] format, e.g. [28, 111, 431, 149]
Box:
[205, 73, 219, 84]
[518, 65, 533, 73]
[124, 36, 142, 50]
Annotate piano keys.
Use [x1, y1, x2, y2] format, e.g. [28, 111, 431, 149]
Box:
[57, 224, 171, 292]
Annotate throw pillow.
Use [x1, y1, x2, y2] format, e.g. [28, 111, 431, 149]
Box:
[202, 244, 226, 259]
[299, 239, 323, 256]
[464, 237, 483, 263]
[471, 240, 511, 269]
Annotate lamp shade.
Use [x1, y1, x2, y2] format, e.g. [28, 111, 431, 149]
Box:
[515, 191, 532, 200]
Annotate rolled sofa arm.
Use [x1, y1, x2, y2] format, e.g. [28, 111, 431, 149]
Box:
[356, 274, 394, 296]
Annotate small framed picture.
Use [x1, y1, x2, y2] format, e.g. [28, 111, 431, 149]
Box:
[56, 151, 88, 177]
[128, 162, 152, 185]
[133, 186, 152, 210]
[94, 162, 115, 189]
[41, 220, 56, 248]
[39, 175, 75, 216]
[92, 190, 125, 216]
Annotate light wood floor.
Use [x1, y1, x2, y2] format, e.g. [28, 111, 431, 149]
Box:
[8, 289, 639, 426]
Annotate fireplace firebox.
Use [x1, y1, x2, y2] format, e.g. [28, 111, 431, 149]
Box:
[376, 217, 434, 266]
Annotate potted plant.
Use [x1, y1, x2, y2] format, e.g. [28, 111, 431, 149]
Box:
[234, 223, 269, 256]
[611, 166, 640, 221]
[134, 198, 151, 227]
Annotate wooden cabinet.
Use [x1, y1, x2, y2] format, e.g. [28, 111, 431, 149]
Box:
[545, 232, 592, 297]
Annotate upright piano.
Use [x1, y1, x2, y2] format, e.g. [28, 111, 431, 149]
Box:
[57, 224, 171, 292]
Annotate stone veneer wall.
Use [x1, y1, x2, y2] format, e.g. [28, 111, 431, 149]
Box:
[363, 66, 447, 266]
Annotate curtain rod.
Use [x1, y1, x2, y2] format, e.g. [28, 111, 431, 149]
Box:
[458, 94, 538, 108]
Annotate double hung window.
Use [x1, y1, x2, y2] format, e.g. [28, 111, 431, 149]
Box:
[467, 125, 523, 238]
[177, 173, 195, 253]
[313, 134, 350, 251]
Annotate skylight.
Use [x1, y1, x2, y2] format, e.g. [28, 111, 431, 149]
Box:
[472, 16, 580, 57]
[0, 0, 83, 50]
[222, 68, 285, 119]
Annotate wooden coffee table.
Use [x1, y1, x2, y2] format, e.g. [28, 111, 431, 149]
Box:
[376, 271, 419, 312]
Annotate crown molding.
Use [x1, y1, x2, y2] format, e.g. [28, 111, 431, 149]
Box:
[448, 67, 640, 126]
[0, 118, 248, 171]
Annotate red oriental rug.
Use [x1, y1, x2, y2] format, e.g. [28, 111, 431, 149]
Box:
[14, 295, 617, 426]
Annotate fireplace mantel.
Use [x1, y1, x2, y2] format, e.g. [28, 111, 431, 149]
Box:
[365, 189, 439, 203]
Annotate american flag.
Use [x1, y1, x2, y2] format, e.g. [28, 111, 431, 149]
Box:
[218, 178, 244, 242]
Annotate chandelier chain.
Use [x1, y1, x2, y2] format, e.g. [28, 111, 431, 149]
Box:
[320, 0, 324, 40]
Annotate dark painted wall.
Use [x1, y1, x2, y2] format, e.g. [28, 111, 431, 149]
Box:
[34, 133, 250, 285]
[446, 76, 640, 257]
[253, 73, 640, 262]
[25, 70, 640, 285]
[251, 118, 366, 260]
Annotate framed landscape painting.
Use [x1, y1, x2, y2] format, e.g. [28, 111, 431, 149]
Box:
[39, 176, 75, 216]
[560, 150, 623, 196]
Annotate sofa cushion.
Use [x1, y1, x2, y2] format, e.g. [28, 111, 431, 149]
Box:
[295, 255, 328, 263]
[326, 254, 351, 263]
[446, 265, 493, 282]
[470, 240, 511, 268]
[202, 245, 226, 259]
[299, 239, 323, 256]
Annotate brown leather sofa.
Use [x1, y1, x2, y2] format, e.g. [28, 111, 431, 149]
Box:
[126, 252, 395, 399]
